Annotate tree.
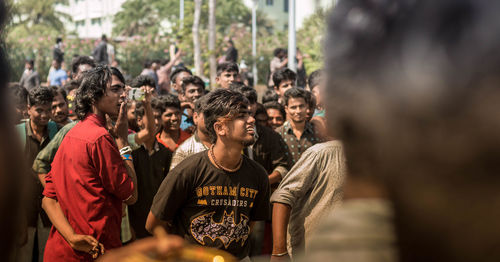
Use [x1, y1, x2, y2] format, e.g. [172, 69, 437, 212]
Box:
[208, 0, 216, 86]
[7, 0, 70, 37]
[192, 0, 202, 76]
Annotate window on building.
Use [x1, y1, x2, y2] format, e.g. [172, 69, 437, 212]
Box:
[266, 0, 273, 6]
[75, 20, 85, 27]
[284, 0, 289, 12]
[91, 18, 102, 26]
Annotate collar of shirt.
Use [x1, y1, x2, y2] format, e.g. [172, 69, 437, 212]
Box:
[283, 121, 314, 136]
[84, 113, 106, 127]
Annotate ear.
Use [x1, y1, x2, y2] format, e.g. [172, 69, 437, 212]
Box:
[213, 121, 226, 137]
[215, 76, 220, 83]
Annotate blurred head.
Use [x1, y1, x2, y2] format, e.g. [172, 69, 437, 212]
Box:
[75, 66, 126, 119]
[229, 82, 258, 116]
[50, 86, 69, 125]
[27, 86, 55, 127]
[170, 67, 193, 93]
[71, 56, 96, 80]
[131, 75, 156, 90]
[262, 89, 279, 104]
[11, 84, 28, 123]
[216, 62, 239, 89]
[255, 103, 269, 127]
[326, 0, 500, 260]
[193, 94, 210, 137]
[264, 101, 286, 129]
[273, 68, 296, 98]
[308, 69, 324, 107]
[203, 89, 255, 146]
[52, 60, 61, 70]
[181, 75, 206, 103]
[25, 59, 34, 70]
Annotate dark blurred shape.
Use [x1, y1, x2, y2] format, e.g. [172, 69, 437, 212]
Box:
[326, 0, 500, 261]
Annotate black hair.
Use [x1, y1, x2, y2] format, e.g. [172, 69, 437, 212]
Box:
[160, 59, 170, 66]
[273, 48, 284, 57]
[63, 79, 81, 93]
[50, 86, 68, 103]
[134, 101, 145, 119]
[10, 84, 28, 109]
[71, 55, 96, 75]
[203, 89, 249, 143]
[75, 66, 114, 119]
[131, 74, 155, 88]
[264, 101, 286, 119]
[151, 94, 181, 113]
[255, 103, 267, 118]
[101, 34, 107, 41]
[308, 69, 323, 90]
[170, 66, 193, 83]
[111, 66, 125, 84]
[283, 87, 307, 107]
[262, 90, 279, 104]
[229, 82, 257, 104]
[143, 60, 152, 69]
[56, 37, 62, 44]
[181, 75, 205, 94]
[194, 92, 210, 113]
[27, 86, 54, 107]
[216, 62, 239, 76]
[25, 59, 34, 66]
[304, 89, 315, 109]
[273, 68, 296, 88]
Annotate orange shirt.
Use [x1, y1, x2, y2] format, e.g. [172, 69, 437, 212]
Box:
[156, 130, 192, 152]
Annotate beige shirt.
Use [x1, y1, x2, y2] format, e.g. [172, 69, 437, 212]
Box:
[271, 141, 346, 257]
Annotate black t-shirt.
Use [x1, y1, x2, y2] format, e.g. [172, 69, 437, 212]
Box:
[129, 143, 172, 238]
[151, 150, 270, 259]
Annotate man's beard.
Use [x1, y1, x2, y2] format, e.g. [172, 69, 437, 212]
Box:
[242, 137, 256, 147]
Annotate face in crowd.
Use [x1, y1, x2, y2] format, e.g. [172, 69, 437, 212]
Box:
[216, 70, 239, 89]
[267, 108, 285, 129]
[285, 96, 307, 124]
[51, 92, 69, 124]
[184, 83, 204, 103]
[95, 75, 127, 119]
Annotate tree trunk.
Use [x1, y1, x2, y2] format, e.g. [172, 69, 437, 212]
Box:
[192, 0, 203, 77]
[208, 0, 217, 87]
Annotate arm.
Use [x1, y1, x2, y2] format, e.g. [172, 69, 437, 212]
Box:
[42, 197, 103, 255]
[268, 171, 282, 186]
[271, 203, 291, 259]
[116, 137, 138, 206]
[133, 86, 156, 150]
[145, 211, 169, 234]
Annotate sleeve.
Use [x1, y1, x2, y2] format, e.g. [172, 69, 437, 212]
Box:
[32, 122, 76, 174]
[43, 171, 57, 200]
[150, 165, 191, 222]
[250, 165, 271, 221]
[270, 147, 320, 208]
[269, 131, 291, 176]
[169, 149, 187, 171]
[91, 134, 134, 201]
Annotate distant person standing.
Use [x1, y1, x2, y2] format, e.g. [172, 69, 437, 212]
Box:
[47, 60, 68, 87]
[19, 59, 40, 91]
[53, 37, 64, 64]
[92, 34, 108, 65]
[268, 48, 288, 88]
[222, 39, 238, 63]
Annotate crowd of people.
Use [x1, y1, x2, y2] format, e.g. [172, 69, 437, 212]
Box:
[3, 0, 500, 262]
[11, 21, 338, 261]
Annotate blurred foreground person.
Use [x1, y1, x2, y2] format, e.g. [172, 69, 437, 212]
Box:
[312, 0, 500, 261]
[42, 66, 138, 261]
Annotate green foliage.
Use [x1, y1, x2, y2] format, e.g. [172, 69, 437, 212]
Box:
[8, 0, 70, 37]
[297, 8, 328, 74]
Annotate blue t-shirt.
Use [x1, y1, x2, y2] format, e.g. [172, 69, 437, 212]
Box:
[49, 69, 68, 87]
[180, 108, 194, 131]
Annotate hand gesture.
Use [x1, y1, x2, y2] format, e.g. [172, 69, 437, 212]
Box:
[69, 234, 105, 258]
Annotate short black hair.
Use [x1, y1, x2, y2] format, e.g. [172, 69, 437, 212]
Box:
[131, 74, 155, 88]
[181, 75, 205, 94]
[170, 66, 193, 83]
[229, 82, 257, 104]
[273, 68, 296, 88]
[50, 86, 68, 103]
[27, 86, 54, 107]
[56, 37, 62, 44]
[216, 62, 239, 76]
[203, 89, 249, 143]
[71, 55, 96, 75]
[273, 48, 285, 57]
[151, 94, 181, 113]
[75, 66, 124, 120]
[304, 90, 315, 109]
[255, 103, 267, 118]
[63, 79, 80, 93]
[283, 87, 307, 107]
[101, 34, 107, 41]
[10, 84, 28, 109]
[25, 59, 34, 67]
[264, 101, 286, 119]
[134, 101, 145, 119]
[308, 69, 323, 90]
[143, 59, 152, 69]
[194, 92, 210, 113]
[262, 90, 279, 104]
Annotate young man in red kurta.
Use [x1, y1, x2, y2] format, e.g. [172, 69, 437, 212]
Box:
[42, 66, 138, 261]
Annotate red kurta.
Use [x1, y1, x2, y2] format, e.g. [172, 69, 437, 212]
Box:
[43, 113, 134, 261]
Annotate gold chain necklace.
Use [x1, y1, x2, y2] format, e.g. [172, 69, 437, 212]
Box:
[209, 145, 242, 172]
